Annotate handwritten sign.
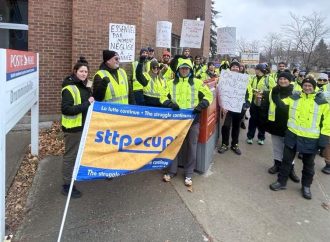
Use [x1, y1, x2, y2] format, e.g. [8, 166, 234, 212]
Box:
[180, 19, 205, 48]
[217, 27, 236, 55]
[109, 23, 136, 62]
[217, 69, 249, 113]
[241, 52, 260, 65]
[156, 21, 172, 48]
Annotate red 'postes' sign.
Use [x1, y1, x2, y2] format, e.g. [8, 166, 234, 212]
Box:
[6, 49, 37, 81]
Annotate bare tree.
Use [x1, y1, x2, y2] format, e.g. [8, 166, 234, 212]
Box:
[237, 38, 260, 53]
[284, 12, 330, 69]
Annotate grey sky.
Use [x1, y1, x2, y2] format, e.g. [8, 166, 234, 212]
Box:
[214, 0, 330, 42]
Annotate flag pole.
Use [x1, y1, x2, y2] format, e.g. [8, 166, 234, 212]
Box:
[57, 103, 94, 242]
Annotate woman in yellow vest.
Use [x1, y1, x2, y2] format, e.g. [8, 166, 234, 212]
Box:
[61, 57, 94, 198]
[265, 72, 300, 182]
[136, 58, 165, 107]
[269, 78, 330, 199]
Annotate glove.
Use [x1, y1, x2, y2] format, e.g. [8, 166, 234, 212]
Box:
[318, 134, 330, 149]
[196, 75, 202, 79]
[139, 55, 147, 63]
[168, 102, 180, 111]
[242, 101, 251, 110]
[192, 104, 202, 114]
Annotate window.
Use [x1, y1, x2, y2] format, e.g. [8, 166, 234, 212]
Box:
[171, 34, 182, 56]
[0, 0, 28, 50]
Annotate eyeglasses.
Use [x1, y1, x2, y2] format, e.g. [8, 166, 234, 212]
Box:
[318, 79, 328, 82]
[152, 66, 160, 69]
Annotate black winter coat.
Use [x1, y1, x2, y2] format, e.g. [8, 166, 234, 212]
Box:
[61, 74, 92, 133]
[265, 84, 293, 137]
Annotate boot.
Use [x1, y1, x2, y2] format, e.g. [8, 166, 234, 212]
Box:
[322, 164, 330, 174]
[289, 165, 300, 183]
[240, 121, 246, 129]
[301, 186, 312, 200]
[269, 181, 286, 191]
[268, 160, 281, 174]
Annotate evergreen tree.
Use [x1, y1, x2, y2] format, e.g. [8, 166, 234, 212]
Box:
[312, 38, 329, 70]
[210, 1, 220, 59]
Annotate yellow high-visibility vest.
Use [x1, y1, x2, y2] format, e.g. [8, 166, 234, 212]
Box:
[61, 85, 82, 129]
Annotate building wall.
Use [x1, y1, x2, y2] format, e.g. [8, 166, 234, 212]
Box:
[28, 0, 210, 118]
[29, 0, 73, 118]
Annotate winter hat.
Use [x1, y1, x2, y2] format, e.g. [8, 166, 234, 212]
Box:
[147, 47, 154, 52]
[230, 61, 240, 69]
[277, 71, 293, 82]
[255, 63, 267, 73]
[103, 50, 118, 62]
[150, 60, 159, 69]
[302, 78, 317, 89]
[318, 73, 328, 80]
[140, 48, 148, 55]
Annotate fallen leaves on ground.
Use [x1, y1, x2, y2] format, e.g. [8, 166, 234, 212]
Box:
[5, 121, 64, 233]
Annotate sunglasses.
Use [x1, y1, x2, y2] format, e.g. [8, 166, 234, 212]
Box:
[318, 79, 328, 82]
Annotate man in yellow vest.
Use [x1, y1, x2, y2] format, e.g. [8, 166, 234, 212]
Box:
[92, 50, 135, 104]
[132, 48, 148, 105]
[270, 61, 287, 81]
[160, 50, 174, 82]
[161, 57, 213, 187]
[270, 78, 330, 199]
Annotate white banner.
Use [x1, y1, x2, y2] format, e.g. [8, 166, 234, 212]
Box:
[217, 27, 236, 55]
[180, 19, 205, 48]
[217, 69, 249, 113]
[109, 23, 136, 62]
[156, 21, 172, 48]
[241, 52, 260, 65]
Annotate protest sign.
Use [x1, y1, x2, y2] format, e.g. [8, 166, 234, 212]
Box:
[156, 21, 172, 48]
[217, 69, 249, 113]
[73, 102, 194, 180]
[180, 19, 205, 48]
[217, 27, 236, 55]
[241, 52, 260, 65]
[109, 23, 136, 62]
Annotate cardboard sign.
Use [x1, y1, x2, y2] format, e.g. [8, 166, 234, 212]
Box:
[156, 21, 172, 48]
[109, 23, 136, 62]
[217, 27, 236, 55]
[180, 19, 205, 48]
[217, 69, 249, 113]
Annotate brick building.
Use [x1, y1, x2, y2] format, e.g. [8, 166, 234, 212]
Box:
[0, 0, 211, 120]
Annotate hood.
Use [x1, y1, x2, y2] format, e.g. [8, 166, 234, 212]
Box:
[176, 58, 193, 71]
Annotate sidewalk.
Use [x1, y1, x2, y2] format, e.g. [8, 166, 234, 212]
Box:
[14, 131, 330, 242]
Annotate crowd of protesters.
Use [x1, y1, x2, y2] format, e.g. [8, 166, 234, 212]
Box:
[60, 47, 330, 200]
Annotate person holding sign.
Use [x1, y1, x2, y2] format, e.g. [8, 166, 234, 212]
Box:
[92, 50, 135, 104]
[217, 61, 252, 155]
[269, 78, 330, 199]
[132, 48, 149, 105]
[246, 63, 276, 145]
[161, 57, 213, 186]
[136, 57, 165, 107]
[61, 57, 94, 198]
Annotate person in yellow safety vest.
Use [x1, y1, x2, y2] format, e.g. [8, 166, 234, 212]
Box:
[193, 55, 204, 79]
[264, 72, 300, 183]
[145, 46, 157, 72]
[61, 57, 94, 198]
[160, 50, 174, 82]
[136, 58, 165, 107]
[161, 57, 213, 187]
[217, 61, 253, 156]
[132, 48, 149, 105]
[92, 50, 135, 104]
[182, 47, 193, 60]
[246, 63, 276, 145]
[269, 78, 330, 199]
[269, 61, 287, 81]
[316, 72, 330, 174]
[200, 61, 218, 81]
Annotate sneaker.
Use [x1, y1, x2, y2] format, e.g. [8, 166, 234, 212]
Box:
[246, 139, 253, 144]
[61, 184, 82, 198]
[257, 139, 264, 145]
[163, 173, 175, 182]
[217, 144, 228, 154]
[184, 177, 192, 186]
[231, 145, 242, 155]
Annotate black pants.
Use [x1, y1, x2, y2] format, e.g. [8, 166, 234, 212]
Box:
[134, 90, 145, 105]
[278, 145, 316, 187]
[247, 103, 266, 140]
[221, 111, 243, 146]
